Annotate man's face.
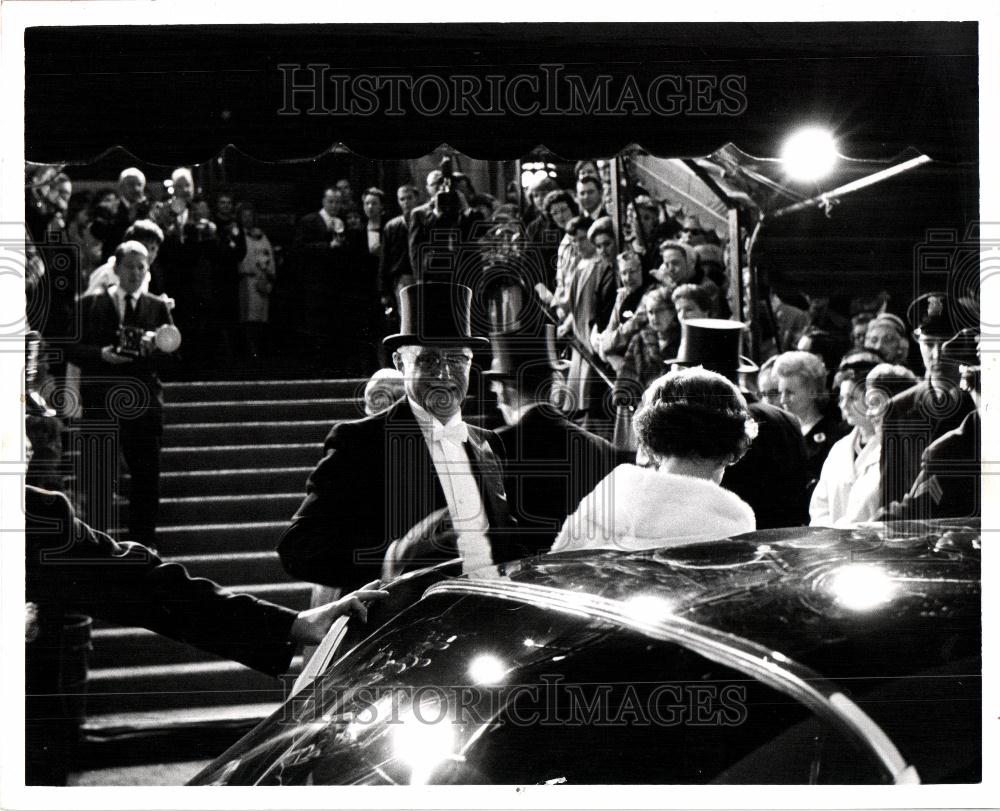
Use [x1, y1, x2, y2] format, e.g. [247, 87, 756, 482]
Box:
[618, 259, 642, 290]
[335, 179, 352, 202]
[592, 232, 617, 262]
[397, 187, 417, 215]
[117, 251, 148, 295]
[394, 344, 473, 421]
[637, 207, 658, 233]
[575, 180, 601, 213]
[549, 201, 573, 229]
[173, 174, 192, 201]
[363, 194, 383, 221]
[322, 189, 339, 216]
[918, 334, 958, 385]
[660, 248, 693, 285]
[47, 180, 71, 213]
[865, 322, 905, 364]
[216, 195, 235, 219]
[193, 200, 212, 221]
[120, 174, 145, 203]
[852, 320, 870, 349]
[678, 217, 705, 246]
[426, 172, 445, 199]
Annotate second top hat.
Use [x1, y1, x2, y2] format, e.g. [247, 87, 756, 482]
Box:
[664, 318, 759, 374]
[383, 282, 490, 351]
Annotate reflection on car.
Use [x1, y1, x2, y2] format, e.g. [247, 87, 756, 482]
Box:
[190, 520, 980, 785]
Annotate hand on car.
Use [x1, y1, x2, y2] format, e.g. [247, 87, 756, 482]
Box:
[289, 580, 390, 644]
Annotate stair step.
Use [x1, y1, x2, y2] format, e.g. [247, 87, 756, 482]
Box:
[83, 701, 280, 735]
[90, 627, 248, 668]
[156, 520, 289, 556]
[165, 398, 363, 425]
[163, 421, 333, 447]
[85, 657, 303, 714]
[158, 492, 304, 525]
[163, 379, 368, 403]
[161, 443, 323, 472]
[159, 467, 313, 498]
[166, 550, 294, 585]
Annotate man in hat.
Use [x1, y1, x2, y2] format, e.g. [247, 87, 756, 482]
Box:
[278, 283, 516, 589]
[485, 330, 624, 555]
[884, 327, 980, 520]
[879, 293, 975, 508]
[667, 318, 811, 528]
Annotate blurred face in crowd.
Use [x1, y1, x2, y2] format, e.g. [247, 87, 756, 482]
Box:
[757, 368, 780, 407]
[193, 200, 212, 221]
[393, 344, 473, 422]
[335, 179, 352, 203]
[117, 250, 148, 295]
[636, 205, 658, 235]
[646, 298, 676, 336]
[618, 256, 643, 291]
[674, 295, 709, 322]
[119, 172, 145, 203]
[679, 216, 705, 246]
[838, 379, 874, 433]
[851, 319, 871, 350]
[572, 228, 595, 259]
[660, 248, 693, 285]
[47, 178, 72, 213]
[549, 201, 573, 229]
[138, 238, 160, 266]
[575, 179, 602, 214]
[397, 186, 418, 216]
[530, 186, 549, 211]
[363, 193, 383, 222]
[96, 191, 118, 213]
[778, 374, 820, 424]
[172, 172, 193, 202]
[577, 161, 598, 179]
[322, 188, 340, 217]
[215, 195, 235, 221]
[592, 232, 617, 263]
[865, 321, 906, 364]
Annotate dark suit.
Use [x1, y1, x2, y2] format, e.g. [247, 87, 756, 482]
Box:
[722, 400, 811, 529]
[379, 213, 413, 297]
[887, 410, 980, 520]
[879, 381, 975, 508]
[25, 486, 298, 784]
[494, 403, 624, 555]
[71, 289, 173, 543]
[278, 398, 516, 589]
[803, 410, 850, 491]
[407, 201, 485, 282]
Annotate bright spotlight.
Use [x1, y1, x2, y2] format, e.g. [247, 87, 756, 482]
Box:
[621, 594, 674, 625]
[393, 703, 454, 785]
[781, 127, 839, 181]
[468, 654, 507, 685]
[827, 564, 897, 611]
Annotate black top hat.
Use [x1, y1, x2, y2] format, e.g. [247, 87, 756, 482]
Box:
[383, 282, 489, 351]
[907, 292, 956, 338]
[664, 318, 759, 374]
[484, 329, 563, 386]
[942, 327, 980, 367]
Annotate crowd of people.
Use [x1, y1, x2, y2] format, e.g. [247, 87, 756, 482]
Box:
[23, 157, 982, 784]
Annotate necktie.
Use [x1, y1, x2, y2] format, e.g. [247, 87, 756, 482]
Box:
[123, 295, 137, 326]
[432, 421, 469, 447]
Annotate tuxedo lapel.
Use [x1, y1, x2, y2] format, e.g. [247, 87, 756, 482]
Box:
[382, 401, 447, 540]
[465, 429, 517, 562]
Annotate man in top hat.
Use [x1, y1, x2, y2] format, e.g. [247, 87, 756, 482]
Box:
[884, 327, 981, 520]
[879, 293, 976, 508]
[485, 328, 624, 555]
[667, 318, 811, 528]
[278, 283, 516, 589]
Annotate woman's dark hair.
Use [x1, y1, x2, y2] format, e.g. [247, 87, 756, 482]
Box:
[542, 189, 578, 219]
[565, 214, 595, 237]
[633, 368, 755, 463]
[671, 283, 713, 315]
[362, 187, 385, 204]
[833, 350, 883, 388]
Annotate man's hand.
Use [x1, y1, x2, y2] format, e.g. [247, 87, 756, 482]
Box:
[101, 345, 133, 364]
[289, 580, 390, 645]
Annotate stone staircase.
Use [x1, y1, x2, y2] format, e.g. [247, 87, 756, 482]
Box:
[78, 378, 368, 767]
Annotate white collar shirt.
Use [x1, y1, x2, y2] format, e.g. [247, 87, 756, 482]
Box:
[408, 398, 492, 573]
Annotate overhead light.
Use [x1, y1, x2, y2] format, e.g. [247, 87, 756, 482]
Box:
[781, 127, 839, 181]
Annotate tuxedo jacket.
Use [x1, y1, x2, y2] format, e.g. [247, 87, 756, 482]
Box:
[722, 400, 811, 529]
[278, 398, 516, 589]
[880, 381, 976, 508]
[71, 288, 174, 424]
[407, 202, 485, 281]
[494, 403, 624, 555]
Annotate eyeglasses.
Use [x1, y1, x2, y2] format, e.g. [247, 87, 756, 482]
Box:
[408, 352, 473, 374]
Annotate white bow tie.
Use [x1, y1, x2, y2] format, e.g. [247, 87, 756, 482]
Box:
[432, 421, 469, 447]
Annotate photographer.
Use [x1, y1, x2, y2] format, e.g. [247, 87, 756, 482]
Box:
[70, 241, 177, 546]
